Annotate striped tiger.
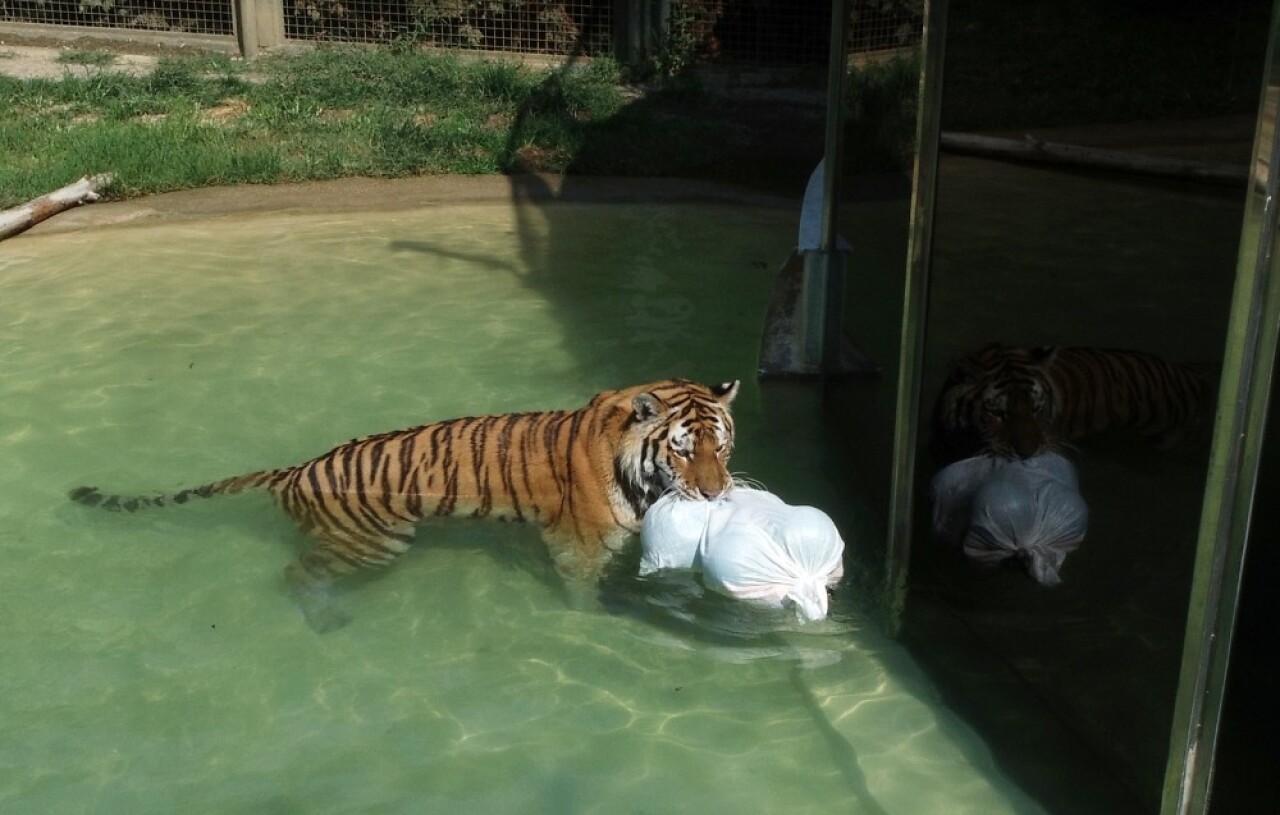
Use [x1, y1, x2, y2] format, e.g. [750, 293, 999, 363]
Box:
[931, 344, 1210, 463]
[70, 378, 740, 632]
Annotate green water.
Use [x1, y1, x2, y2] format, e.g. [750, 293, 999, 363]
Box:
[1, 199, 1042, 813]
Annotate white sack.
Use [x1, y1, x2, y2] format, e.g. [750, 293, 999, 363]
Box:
[639, 494, 712, 575]
[700, 505, 845, 622]
[930, 453, 1088, 586]
[639, 488, 784, 575]
[930, 454, 1002, 545]
[640, 488, 844, 622]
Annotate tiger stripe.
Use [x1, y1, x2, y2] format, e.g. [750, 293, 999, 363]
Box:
[932, 344, 1210, 462]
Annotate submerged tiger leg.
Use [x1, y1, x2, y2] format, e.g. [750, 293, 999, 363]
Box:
[540, 525, 627, 612]
[284, 522, 415, 633]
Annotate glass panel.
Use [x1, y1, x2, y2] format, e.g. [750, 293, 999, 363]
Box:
[1166, 4, 1280, 811]
[1202, 377, 1280, 814]
[895, 0, 1273, 812]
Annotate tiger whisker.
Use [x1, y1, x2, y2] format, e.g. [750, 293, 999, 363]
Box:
[730, 472, 770, 492]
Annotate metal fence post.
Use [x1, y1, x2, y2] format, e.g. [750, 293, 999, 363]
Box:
[235, 0, 286, 58]
[614, 0, 668, 65]
[885, 0, 948, 635]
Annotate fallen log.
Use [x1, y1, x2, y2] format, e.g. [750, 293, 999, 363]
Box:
[0, 174, 115, 241]
[939, 132, 1249, 186]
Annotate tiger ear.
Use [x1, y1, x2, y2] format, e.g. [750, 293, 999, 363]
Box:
[711, 380, 740, 404]
[1031, 346, 1060, 367]
[633, 393, 663, 422]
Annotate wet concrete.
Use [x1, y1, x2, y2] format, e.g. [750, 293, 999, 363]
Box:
[17, 175, 802, 239]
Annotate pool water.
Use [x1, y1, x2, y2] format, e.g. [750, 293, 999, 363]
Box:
[1, 197, 1042, 813]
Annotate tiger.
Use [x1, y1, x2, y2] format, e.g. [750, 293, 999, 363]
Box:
[70, 378, 741, 632]
[931, 343, 1211, 463]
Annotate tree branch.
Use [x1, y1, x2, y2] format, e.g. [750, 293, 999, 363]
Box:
[0, 174, 116, 241]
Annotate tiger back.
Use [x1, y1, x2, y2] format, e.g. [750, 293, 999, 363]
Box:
[70, 378, 741, 631]
[932, 343, 1211, 462]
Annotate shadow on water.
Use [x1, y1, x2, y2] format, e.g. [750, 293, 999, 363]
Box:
[389, 44, 903, 814]
[789, 665, 892, 815]
[389, 38, 818, 394]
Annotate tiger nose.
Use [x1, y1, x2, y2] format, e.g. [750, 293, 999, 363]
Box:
[1011, 424, 1044, 458]
[697, 482, 726, 500]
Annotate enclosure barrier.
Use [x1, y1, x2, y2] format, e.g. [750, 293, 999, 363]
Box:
[0, 0, 922, 63]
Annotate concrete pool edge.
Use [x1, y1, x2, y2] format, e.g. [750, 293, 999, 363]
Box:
[17, 174, 804, 238]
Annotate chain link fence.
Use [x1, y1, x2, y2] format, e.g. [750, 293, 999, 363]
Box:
[672, 0, 921, 65]
[0, 1, 922, 62]
[0, 0, 234, 36]
[283, 1, 613, 54]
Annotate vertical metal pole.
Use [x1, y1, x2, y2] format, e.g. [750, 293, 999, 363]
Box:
[613, 0, 642, 65]
[883, 0, 948, 634]
[818, 0, 849, 256]
[233, 0, 259, 58]
[817, 0, 851, 377]
[258, 0, 285, 52]
[235, 0, 285, 58]
[1163, 4, 1280, 809]
[650, 0, 671, 60]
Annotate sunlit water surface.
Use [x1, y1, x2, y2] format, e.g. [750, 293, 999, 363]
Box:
[0, 199, 1043, 813]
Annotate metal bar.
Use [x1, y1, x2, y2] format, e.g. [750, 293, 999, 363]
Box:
[883, 0, 948, 635]
[650, 0, 671, 61]
[234, 0, 258, 57]
[613, 0, 641, 65]
[819, 0, 850, 258]
[1162, 4, 1280, 808]
[817, 0, 851, 377]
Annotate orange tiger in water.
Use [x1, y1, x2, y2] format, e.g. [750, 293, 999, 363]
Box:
[71, 378, 740, 631]
[932, 344, 1210, 463]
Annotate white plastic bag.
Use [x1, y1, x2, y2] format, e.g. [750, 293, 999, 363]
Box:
[640, 488, 844, 622]
[700, 505, 844, 622]
[930, 453, 1088, 586]
[638, 488, 785, 575]
[638, 494, 712, 575]
[929, 454, 1002, 546]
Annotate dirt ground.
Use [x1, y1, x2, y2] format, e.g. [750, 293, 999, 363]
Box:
[0, 42, 158, 79]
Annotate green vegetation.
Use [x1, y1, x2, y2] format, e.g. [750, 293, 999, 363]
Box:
[0, 48, 624, 207]
[54, 49, 118, 68]
[845, 55, 921, 173]
[0, 0, 1271, 209]
[0, 44, 922, 208]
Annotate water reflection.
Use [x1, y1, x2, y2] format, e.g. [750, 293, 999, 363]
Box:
[907, 2, 1259, 810]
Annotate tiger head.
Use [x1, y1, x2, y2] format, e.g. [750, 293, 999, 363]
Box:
[613, 379, 740, 509]
[974, 377, 1053, 458]
[934, 345, 1058, 461]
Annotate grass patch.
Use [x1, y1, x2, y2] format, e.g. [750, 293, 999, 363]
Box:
[0, 47, 666, 207]
[55, 49, 118, 68]
[0, 43, 922, 208]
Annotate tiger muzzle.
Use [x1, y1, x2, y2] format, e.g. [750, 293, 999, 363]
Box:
[1008, 403, 1047, 458]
